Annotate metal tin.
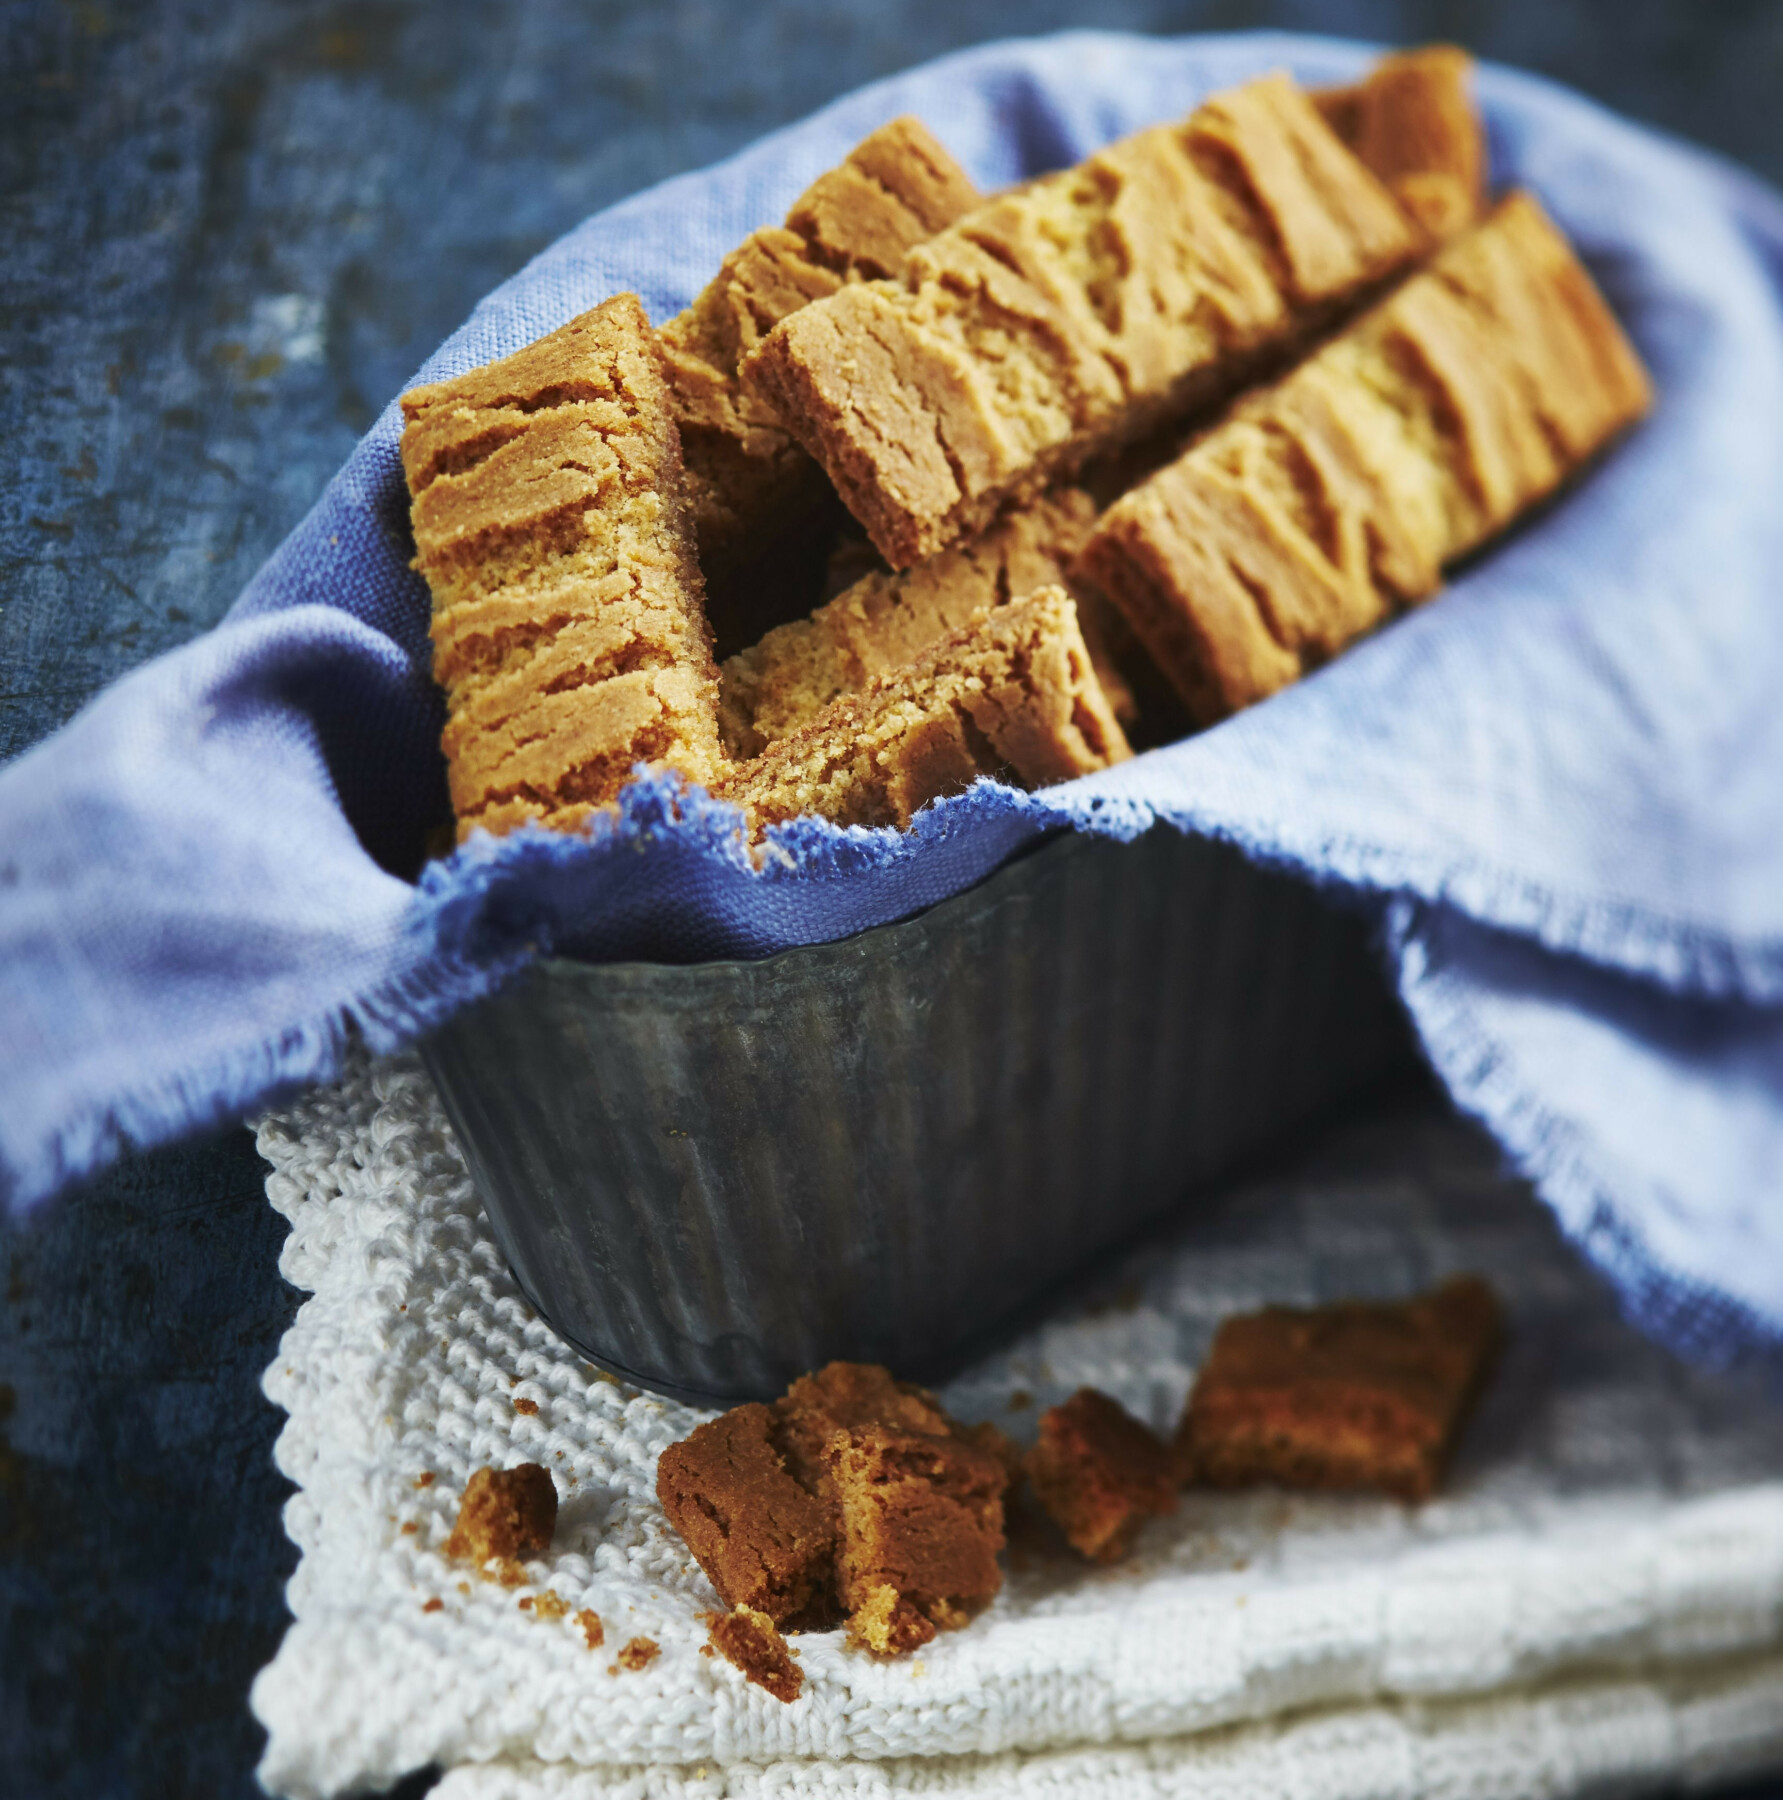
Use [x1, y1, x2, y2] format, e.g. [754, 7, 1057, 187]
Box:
[421, 828, 1411, 1405]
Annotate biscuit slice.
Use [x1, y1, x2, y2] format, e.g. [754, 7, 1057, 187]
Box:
[742, 73, 1420, 570]
[660, 116, 980, 584]
[1176, 1276, 1503, 1501]
[401, 294, 724, 839]
[714, 587, 1131, 832]
[718, 488, 1134, 758]
[1316, 46, 1486, 243]
[1076, 192, 1653, 723]
[826, 1424, 1009, 1656]
[654, 1402, 836, 1626]
[1025, 1388, 1177, 1563]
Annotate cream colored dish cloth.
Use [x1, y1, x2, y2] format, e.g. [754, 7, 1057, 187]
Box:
[250, 1054, 1783, 1800]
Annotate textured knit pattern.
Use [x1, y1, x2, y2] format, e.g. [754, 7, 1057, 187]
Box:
[251, 1056, 1783, 1800]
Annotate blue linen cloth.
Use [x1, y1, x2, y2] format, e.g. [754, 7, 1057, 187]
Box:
[4, 31, 1782, 1372]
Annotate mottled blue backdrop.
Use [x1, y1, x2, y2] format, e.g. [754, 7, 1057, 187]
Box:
[6, 3, 1783, 1796]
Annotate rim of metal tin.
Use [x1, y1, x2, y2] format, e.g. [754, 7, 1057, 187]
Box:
[541, 823, 1091, 983]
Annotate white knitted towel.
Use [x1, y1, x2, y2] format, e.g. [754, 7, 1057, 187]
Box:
[250, 1055, 1783, 1800]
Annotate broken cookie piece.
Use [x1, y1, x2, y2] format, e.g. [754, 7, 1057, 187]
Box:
[655, 1402, 836, 1627]
[615, 1636, 660, 1672]
[1176, 1275, 1503, 1501]
[827, 1424, 1008, 1656]
[656, 1361, 1015, 1656]
[708, 1604, 805, 1704]
[714, 587, 1131, 832]
[1025, 1389, 1177, 1563]
[401, 293, 724, 839]
[445, 1464, 557, 1567]
[771, 1360, 963, 1495]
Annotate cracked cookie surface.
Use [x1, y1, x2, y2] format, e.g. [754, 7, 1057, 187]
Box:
[742, 74, 1420, 570]
[1078, 192, 1653, 723]
[401, 293, 723, 838]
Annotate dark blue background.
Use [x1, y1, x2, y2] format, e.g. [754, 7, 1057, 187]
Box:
[6, 3, 1783, 1795]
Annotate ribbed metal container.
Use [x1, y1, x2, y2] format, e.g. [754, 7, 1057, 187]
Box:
[421, 828, 1411, 1405]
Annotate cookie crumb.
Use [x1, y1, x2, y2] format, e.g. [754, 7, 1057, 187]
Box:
[421, 1598, 443, 1614]
[414, 1471, 435, 1488]
[514, 1397, 540, 1416]
[615, 1637, 659, 1672]
[576, 1609, 604, 1649]
[445, 1464, 557, 1567]
[845, 1581, 934, 1657]
[399, 1521, 419, 1536]
[532, 1589, 570, 1622]
[708, 1604, 803, 1703]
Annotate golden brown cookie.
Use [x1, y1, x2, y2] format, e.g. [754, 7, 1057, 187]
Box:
[708, 1604, 804, 1703]
[1077, 192, 1653, 723]
[718, 487, 1137, 758]
[715, 586, 1131, 832]
[1316, 46, 1486, 243]
[742, 74, 1419, 570]
[826, 1423, 1009, 1656]
[401, 294, 723, 838]
[445, 1464, 557, 1566]
[660, 115, 980, 588]
[655, 1402, 836, 1626]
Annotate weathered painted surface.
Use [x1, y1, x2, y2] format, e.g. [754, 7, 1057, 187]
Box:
[5, 2, 1783, 1796]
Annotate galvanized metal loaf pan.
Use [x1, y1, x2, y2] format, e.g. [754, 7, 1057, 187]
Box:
[421, 827, 1412, 1405]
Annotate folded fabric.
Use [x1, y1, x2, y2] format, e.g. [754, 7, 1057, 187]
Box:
[249, 1055, 1783, 1798]
[2, 31, 1782, 1372]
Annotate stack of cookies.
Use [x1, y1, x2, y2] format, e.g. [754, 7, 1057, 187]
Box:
[400, 48, 1651, 846]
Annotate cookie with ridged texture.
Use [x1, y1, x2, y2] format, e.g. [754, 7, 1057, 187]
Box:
[1076, 192, 1653, 723]
[401, 294, 724, 839]
[1315, 46, 1486, 244]
[714, 586, 1131, 833]
[1176, 1275, 1504, 1501]
[660, 116, 981, 584]
[742, 73, 1421, 571]
[718, 487, 1135, 757]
